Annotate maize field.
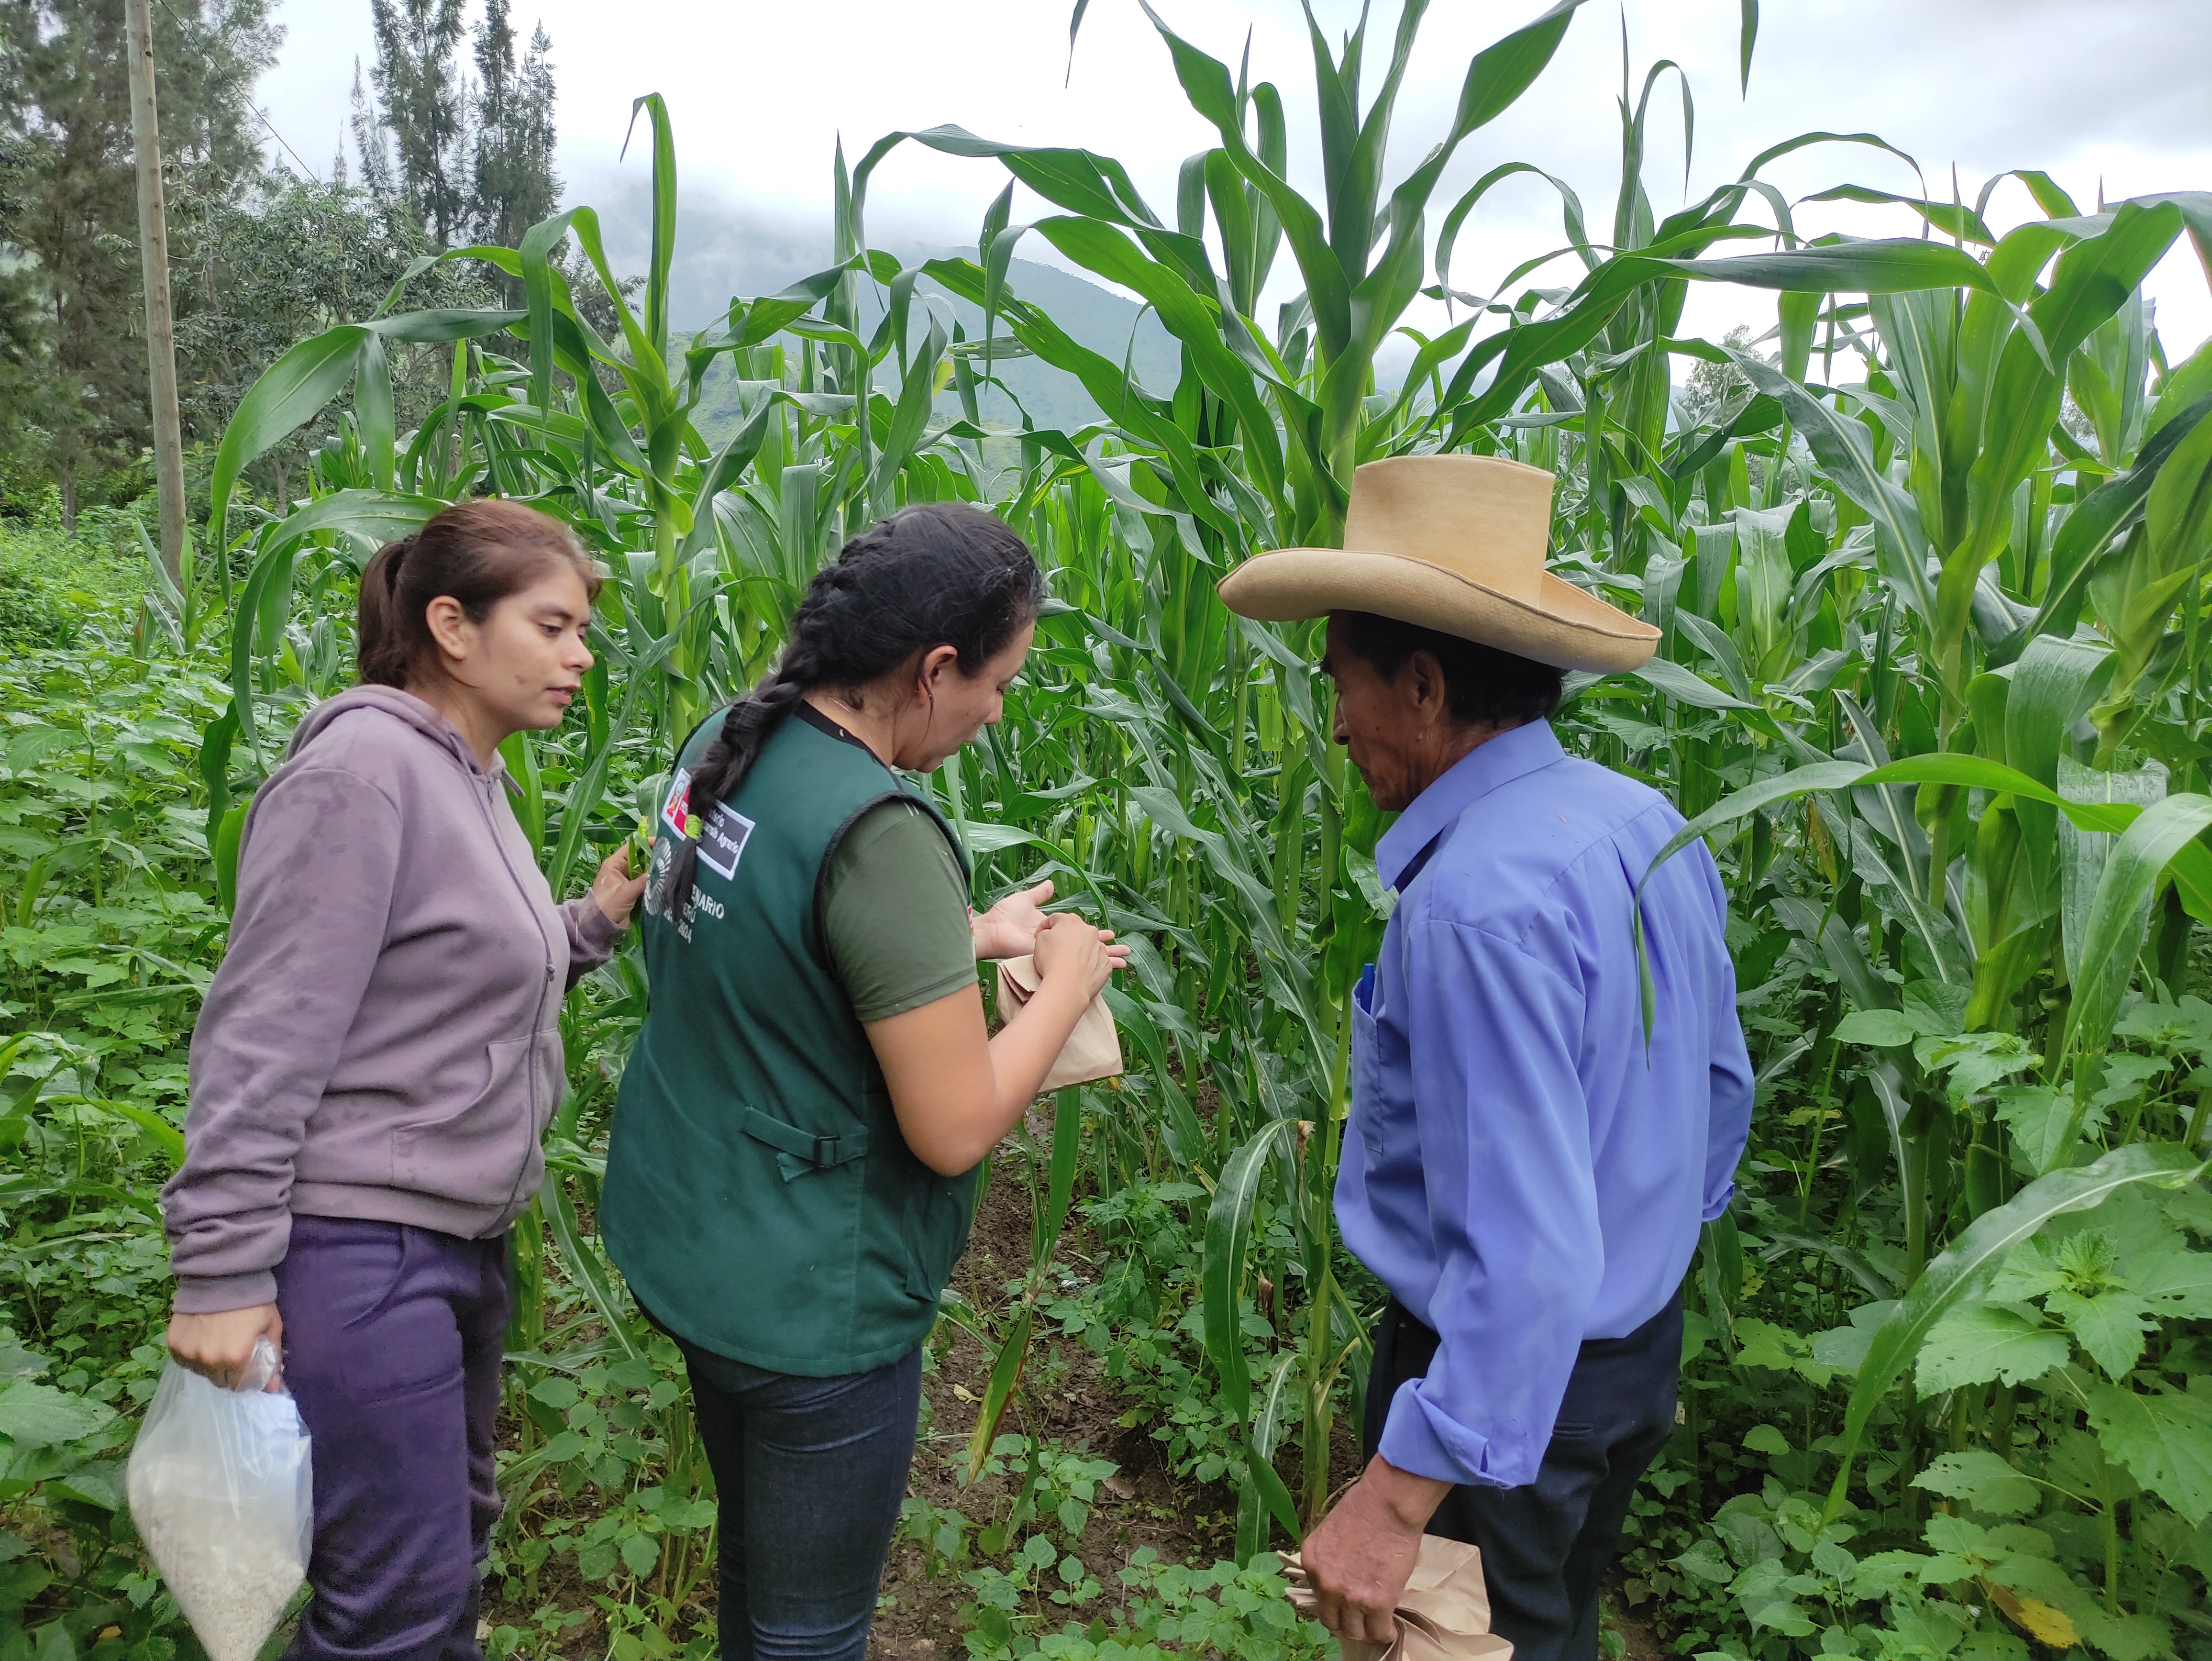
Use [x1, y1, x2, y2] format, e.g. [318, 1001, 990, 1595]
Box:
[6, 2, 2212, 1656]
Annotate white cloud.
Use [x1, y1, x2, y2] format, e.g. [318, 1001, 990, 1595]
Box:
[254, 0, 2210, 361]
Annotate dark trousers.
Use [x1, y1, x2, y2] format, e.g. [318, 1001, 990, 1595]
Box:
[676, 1336, 923, 1661]
[1363, 1296, 1682, 1661]
[273, 1216, 510, 1661]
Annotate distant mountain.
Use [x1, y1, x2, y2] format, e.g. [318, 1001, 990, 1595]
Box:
[583, 182, 1183, 443]
[686, 246, 1180, 445]
[909, 247, 1183, 431]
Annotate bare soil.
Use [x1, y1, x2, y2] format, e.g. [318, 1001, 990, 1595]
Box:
[866, 1166, 1240, 1654]
[1603, 1567, 1669, 1661]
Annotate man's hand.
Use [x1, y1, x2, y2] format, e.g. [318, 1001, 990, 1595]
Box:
[1298, 1455, 1453, 1643]
[166, 1304, 283, 1392]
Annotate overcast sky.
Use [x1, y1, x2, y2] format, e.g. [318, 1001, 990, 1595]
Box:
[250, 0, 2212, 371]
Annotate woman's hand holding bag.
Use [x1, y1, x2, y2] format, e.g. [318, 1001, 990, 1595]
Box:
[999, 913, 1125, 1094]
[971, 878, 1132, 971]
[166, 1303, 284, 1394]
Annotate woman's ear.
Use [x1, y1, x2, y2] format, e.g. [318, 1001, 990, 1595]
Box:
[916, 643, 962, 697]
[423, 595, 473, 664]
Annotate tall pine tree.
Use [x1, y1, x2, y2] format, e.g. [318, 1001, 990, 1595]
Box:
[467, 0, 558, 254]
[364, 0, 468, 248]
[354, 0, 560, 263]
[349, 56, 396, 201]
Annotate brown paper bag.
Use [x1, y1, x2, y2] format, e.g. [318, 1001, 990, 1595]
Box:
[995, 954, 1123, 1093]
[1278, 1536, 1514, 1661]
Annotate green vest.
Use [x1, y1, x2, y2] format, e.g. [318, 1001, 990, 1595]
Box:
[600, 712, 977, 1375]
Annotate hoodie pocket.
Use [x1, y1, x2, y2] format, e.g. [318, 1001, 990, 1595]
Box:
[392, 1032, 556, 1200]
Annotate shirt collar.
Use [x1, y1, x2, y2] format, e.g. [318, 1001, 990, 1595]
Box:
[1374, 720, 1566, 891]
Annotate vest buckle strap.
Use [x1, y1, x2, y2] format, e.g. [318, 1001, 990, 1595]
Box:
[740, 1107, 870, 1183]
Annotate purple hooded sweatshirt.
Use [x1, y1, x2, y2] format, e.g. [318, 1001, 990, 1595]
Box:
[162, 685, 622, 1315]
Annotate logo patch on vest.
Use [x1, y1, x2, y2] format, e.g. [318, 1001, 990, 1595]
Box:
[661, 768, 752, 882]
[695, 805, 755, 880]
[661, 769, 693, 838]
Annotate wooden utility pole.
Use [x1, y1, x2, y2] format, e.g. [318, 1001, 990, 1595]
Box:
[124, 0, 186, 587]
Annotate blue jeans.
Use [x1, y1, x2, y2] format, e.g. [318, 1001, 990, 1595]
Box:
[676, 1335, 922, 1660]
[1364, 1296, 1682, 1661]
[273, 1216, 510, 1661]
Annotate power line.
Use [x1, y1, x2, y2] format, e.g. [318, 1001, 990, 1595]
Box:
[248, 100, 321, 184]
[148, 0, 322, 183]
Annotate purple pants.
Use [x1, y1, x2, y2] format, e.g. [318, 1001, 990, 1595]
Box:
[272, 1216, 510, 1661]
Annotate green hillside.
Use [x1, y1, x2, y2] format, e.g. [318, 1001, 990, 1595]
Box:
[691, 247, 1179, 445]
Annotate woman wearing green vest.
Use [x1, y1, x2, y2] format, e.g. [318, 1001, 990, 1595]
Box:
[600, 502, 1119, 1657]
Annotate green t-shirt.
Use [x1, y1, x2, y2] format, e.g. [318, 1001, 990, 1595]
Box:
[821, 797, 976, 1021]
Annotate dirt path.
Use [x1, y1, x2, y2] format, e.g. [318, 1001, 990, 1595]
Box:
[867, 1168, 1241, 1652]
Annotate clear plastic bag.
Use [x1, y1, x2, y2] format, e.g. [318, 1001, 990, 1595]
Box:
[126, 1336, 313, 1661]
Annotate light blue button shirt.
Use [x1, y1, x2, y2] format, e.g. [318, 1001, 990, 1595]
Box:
[1338, 719, 1753, 1489]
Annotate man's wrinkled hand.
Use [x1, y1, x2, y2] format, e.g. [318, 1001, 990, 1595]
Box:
[1298, 1456, 1451, 1643]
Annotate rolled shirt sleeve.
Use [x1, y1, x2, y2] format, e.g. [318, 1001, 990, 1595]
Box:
[1378, 919, 1605, 1489]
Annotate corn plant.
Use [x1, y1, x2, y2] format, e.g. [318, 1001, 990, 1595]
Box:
[849, 0, 2168, 1559]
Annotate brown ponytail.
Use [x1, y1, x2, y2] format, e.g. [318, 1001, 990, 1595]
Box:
[357, 499, 601, 687]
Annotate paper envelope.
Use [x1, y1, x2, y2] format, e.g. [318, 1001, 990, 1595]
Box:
[995, 954, 1125, 1093]
[1279, 1536, 1515, 1661]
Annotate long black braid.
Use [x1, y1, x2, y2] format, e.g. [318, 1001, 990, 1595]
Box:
[655, 500, 1043, 922]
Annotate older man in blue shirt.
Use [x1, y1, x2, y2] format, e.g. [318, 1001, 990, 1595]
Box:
[1219, 454, 1753, 1655]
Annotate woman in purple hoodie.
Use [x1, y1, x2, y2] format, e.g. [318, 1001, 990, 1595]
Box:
[160, 498, 647, 1661]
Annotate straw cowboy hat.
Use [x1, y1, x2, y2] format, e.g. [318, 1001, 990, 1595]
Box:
[1216, 454, 1659, 673]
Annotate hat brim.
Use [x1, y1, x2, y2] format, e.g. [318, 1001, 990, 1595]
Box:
[1216, 547, 1659, 674]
